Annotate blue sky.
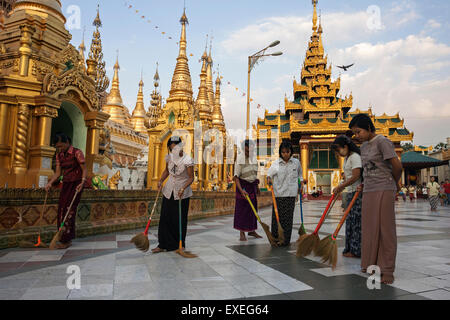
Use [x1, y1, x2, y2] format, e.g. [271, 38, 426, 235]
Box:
[62, 0, 450, 146]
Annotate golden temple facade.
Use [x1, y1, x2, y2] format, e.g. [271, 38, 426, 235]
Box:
[0, 0, 147, 188]
[146, 9, 231, 191]
[254, 0, 414, 194]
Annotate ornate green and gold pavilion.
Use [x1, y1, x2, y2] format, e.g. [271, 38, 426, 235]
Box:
[254, 0, 414, 194]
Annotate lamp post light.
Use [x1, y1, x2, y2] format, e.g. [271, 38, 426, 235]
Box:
[246, 41, 283, 136]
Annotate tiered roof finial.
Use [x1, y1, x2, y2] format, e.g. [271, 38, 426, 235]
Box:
[206, 33, 215, 111]
[88, 4, 109, 94]
[78, 26, 86, 70]
[148, 63, 162, 129]
[312, 0, 318, 32]
[167, 7, 193, 102]
[132, 69, 147, 133]
[196, 51, 211, 124]
[103, 51, 132, 127]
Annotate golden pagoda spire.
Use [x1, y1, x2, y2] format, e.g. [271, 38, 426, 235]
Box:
[312, 0, 318, 32]
[318, 10, 323, 34]
[148, 63, 161, 129]
[103, 51, 132, 127]
[78, 26, 86, 70]
[196, 51, 211, 125]
[132, 70, 147, 133]
[212, 66, 225, 130]
[167, 7, 193, 102]
[87, 4, 109, 93]
[206, 33, 215, 112]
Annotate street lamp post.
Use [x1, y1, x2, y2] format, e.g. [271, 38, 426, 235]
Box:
[246, 41, 283, 136]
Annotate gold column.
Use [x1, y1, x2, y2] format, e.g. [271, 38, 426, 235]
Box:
[19, 25, 35, 77]
[197, 143, 204, 191]
[27, 101, 59, 187]
[0, 102, 11, 186]
[85, 111, 110, 175]
[13, 104, 30, 174]
[300, 141, 309, 183]
[205, 153, 211, 191]
[153, 143, 161, 181]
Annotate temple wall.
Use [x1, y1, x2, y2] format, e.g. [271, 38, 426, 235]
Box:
[0, 189, 272, 249]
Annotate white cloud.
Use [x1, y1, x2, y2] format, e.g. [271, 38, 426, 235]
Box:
[425, 19, 442, 30]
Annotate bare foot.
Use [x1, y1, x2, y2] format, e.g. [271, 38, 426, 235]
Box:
[248, 232, 263, 239]
[361, 268, 367, 273]
[381, 274, 395, 284]
[151, 247, 166, 254]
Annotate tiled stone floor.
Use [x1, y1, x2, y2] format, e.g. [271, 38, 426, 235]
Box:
[0, 198, 449, 300]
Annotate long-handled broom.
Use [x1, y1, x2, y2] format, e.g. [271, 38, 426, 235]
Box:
[269, 187, 285, 245]
[245, 194, 278, 247]
[296, 193, 338, 257]
[175, 199, 197, 258]
[298, 178, 306, 237]
[131, 189, 161, 252]
[18, 191, 49, 249]
[314, 190, 361, 269]
[49, 190, 80, 250]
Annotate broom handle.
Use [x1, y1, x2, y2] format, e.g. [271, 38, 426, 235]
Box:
[298, 179, 303, 224]
[245, 195, 262, 224]
[37, 191, 48, 233]
[313, 193, 336, 235]
[144, 188, 161, 235]
[178, 199, 183, 249]
[270, 187, 281, 223]
[332, 190, 361, 239]
[58, 190, 80, 231]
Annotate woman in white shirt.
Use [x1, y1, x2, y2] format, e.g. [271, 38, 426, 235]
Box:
[152, 136, 194, 253]
[331, 135, 363, 258]
[267, 141, 303, 246]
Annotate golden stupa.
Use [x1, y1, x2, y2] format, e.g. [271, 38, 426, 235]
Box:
[0, 1, 148, 187]
[146, 8, 230, 191]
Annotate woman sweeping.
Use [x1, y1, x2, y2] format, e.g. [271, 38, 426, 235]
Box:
[350, 114, 402, 285]
[152, 136, 194, 253]
[267, 141, 302, 246]
[331, 136, 362, 258]
[45, 133, 87, 249]
[234, 140, 263, 242]
[427, 176, 440, 212]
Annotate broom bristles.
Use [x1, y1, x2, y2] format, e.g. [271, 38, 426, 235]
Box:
[49, 230, 61, 250]
[296, 233, 319, 257]
[329, 242, 338, 270]
[314, 235, 333, 257]
[277, 223, 285, 245]
[298, 224, 307, 236]
[130, 232, 150, 252]
[176, 248, 198, 258]
[261, 222, 278, 247]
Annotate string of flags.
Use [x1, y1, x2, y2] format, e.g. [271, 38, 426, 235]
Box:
[123, 1, 265, 111]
